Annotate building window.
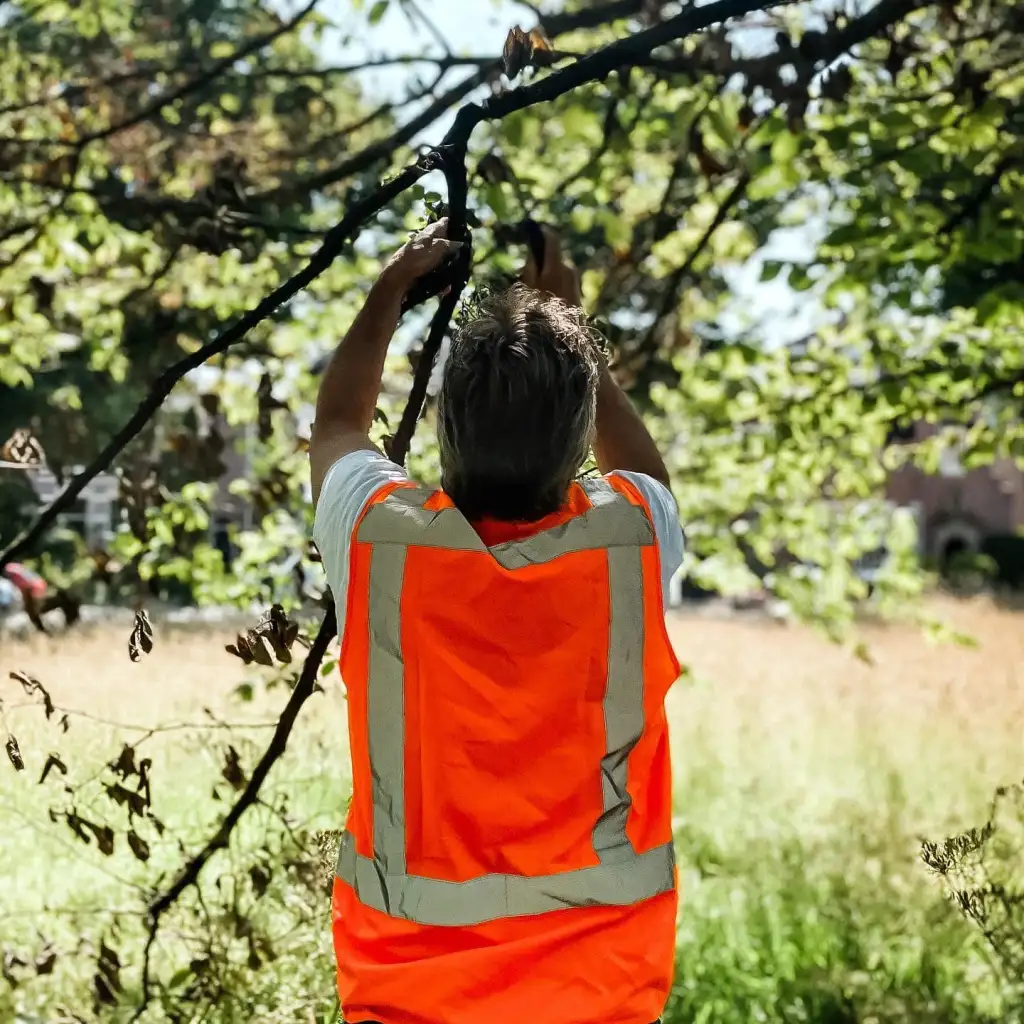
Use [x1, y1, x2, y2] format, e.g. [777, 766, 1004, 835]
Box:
[938, 443, 965, 478]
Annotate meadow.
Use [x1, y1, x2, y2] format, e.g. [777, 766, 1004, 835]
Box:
[2, 595, 1022, 1023]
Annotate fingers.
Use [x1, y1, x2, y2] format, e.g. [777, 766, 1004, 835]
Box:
[404, 235, 462, 276]
[426, 237, 463, 259]
[539, 225, 563, 271]
[418, 216, 449, 241]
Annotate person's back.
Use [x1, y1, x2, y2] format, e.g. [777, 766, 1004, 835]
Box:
[310, 223, 684, 1024]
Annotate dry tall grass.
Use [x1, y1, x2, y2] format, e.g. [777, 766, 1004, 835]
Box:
[668, 595, 1024, 837]
[1, 595, 1022, 1022]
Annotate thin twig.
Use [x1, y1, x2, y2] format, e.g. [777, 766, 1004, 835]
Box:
[271, 67, 491, 197]
[401, 0, 454, 57]
[11, 0, 321, 151]
[133, 606, 337, 1018]
[0, 158, 431, 568]
[640, 169, 750, 352]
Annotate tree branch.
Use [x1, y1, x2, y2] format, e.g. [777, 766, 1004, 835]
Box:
[640, 170, 750, 352]
[387, 147, 473, 462]
[0, 158, 431, 569]
[249, 53, 497, 78]
[2, 0, 794, 574]
[270, 67, 492, 198]
[11, 0, 320, 151]
[134, 605, 338, 1017]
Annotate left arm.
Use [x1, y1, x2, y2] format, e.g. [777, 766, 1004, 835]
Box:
[309, 218, 459, 504]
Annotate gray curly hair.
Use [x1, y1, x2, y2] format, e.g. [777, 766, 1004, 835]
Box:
[437, 284, 603, 522]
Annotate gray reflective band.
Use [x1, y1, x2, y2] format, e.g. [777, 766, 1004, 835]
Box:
[367, 544, 409, 878]
[342, 481, 674, 925]
[336, 832, 675, 928]
[592, 545, 646, 865]
[358, 483, 653, 566]
[359, 488, 487, 552]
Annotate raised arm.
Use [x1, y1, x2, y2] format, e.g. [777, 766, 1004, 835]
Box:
[309, 218, 460, 504]
[520, 226, 671, 490]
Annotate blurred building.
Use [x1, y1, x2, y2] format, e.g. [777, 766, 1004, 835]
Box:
[25, 466, 120, 547]
[885, 422, 1024, 564]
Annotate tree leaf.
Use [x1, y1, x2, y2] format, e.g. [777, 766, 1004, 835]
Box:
[39, 753, 68, 784]
[6, 735, 24, 771]
[127, 830, 151, 861]
[128, 610, 154, 663]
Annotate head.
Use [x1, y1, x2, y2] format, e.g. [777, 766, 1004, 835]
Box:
[437, 284, 602, 522]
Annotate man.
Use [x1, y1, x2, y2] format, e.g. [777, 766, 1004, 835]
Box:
[310, 219, 683, 1024]
[1, 561, 80, 634]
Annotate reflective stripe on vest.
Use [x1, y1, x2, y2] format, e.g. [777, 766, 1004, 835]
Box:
[335, 480, 676, 926]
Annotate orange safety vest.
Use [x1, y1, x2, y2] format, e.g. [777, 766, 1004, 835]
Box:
[333, 475, 681, 1024]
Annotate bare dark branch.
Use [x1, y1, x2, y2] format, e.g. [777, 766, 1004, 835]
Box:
[11, 0, 320, 150]
[0, 159, 429, 568]
[271, 67, 492, 197]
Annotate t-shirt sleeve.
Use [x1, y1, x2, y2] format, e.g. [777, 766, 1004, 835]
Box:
[312, 449, 409, 638]
[607, 471, 684, 606]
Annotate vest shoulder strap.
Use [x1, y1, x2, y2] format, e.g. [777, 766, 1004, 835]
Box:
[357, 482, 653, 564]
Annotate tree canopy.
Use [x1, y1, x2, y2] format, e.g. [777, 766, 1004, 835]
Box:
[1, 0, 1022, 626]
[1, 0, 1023, 1017]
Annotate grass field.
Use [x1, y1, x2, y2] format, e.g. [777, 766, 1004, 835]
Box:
[2, 595, 1023, 1022]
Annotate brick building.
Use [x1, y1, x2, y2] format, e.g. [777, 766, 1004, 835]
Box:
[886, 422, 1024, 565]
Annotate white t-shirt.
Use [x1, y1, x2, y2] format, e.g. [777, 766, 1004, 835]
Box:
[313, 450, 684, 638]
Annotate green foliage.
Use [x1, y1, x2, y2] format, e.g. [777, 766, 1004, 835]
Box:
[4, 0, 1022, 635]
[922, 781, 1024, 1015]
[5, 617, 1024, 1022]
[2, 0, 1024, 1014]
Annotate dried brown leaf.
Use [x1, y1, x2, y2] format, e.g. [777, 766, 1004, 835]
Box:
[110, 743, 138, 778]
[503, 24, 530, 79]
[222, 745, 247, 791]
[35, 946, 57, 975]
[250, 635, 274, 667]
[39, 752, 68, 784]
[226, 636, 255, 664]
[1, 428, 45, 466]
[105, 782, 148, 817]
[92, 823, 115, 856]
[2, 949, 27, 987]
[127, 830, 151, 862]
[6, 735, 24, 771]
[138, 758, 152, 804]
[249, 863, 271, 898]
[65, 811, 91, 845]
[527, 27, 552, 52]
[9, 670, 55, 718]
[128, 609, 154, 662]
[10, 669, 37, 694]
[228, 606, 301, 666]
[94, 941, 122, 1005]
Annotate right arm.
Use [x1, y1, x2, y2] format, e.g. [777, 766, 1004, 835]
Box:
[520, 226, 671, 489]
[592, 364, 671, 490]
